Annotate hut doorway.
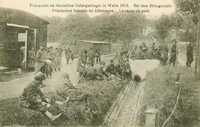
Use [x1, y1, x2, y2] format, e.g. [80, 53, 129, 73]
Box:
[5, 23, 36, 70]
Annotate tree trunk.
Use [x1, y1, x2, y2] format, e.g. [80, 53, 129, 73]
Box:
[194, 21, 200, 79]
[197, 21, 200, 79]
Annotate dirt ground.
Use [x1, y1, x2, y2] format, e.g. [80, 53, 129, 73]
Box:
[0, 53, 115, 100]
[0, 52, 79, 100]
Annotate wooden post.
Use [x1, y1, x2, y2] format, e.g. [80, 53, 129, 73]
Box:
[198, 21, 200, 79]
[24, 30, 28, 69]
[145, 108, 158, 127]
[34, 29, 37, 52]
[195, 22, 199, 79]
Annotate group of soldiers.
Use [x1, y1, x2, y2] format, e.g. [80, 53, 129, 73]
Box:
[34, 46, 63, 78]
[164, 40, 194, 67]
[130, 42, 168, 63]
[19, 39, 194, 122]
[130, 40, 194, 67]
[130, 41, 171, 65]
[77, 48, 132, 81]
[20, 47, 122, 122]
[64, 48, 74, 64]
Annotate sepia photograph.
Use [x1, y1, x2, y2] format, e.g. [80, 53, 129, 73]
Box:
[0, 0, 200, 127]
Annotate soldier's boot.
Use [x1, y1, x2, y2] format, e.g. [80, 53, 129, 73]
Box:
[45, 111, 62, 121]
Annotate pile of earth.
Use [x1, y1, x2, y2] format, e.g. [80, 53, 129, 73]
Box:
[0, 79, 128, 126]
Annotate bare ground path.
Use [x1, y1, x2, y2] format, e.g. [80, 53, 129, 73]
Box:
[0, 52, 78, 100]
[0, 53, 114, 100]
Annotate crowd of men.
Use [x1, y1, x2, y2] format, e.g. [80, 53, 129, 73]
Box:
[130, 40, 194, 67]
[130, 42, 169, 65]
[77, 48, 132, 82]
[19, 39, 194, 122]
[19, 45, 134, 122]
[34, 46, 63, 78]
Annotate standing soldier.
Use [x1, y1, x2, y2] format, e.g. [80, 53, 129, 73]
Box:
[88, 48, 95, 66]
[121, 59, 132, 80]
[35, 47, 45, 73]
[28, 48, 35, 70]
[80, 50, 88, 66]
[131, 45, 138, 59]
[151, 42, 156, 58]
[160, 44, 169, 65]
[95, 49, 101, 64]
[169, 40, 177, 66]
[70, 49, 74, 63]
[186, 42, 194, 67]
[141, 42, 148, 58]
[65, 48, 71, 64]
[57, 48, 63, 70]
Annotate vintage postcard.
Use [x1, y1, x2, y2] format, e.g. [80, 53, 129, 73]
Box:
[0, 0, 200, 127]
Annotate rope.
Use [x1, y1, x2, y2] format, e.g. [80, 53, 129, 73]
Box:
[161, 87, 182, 127]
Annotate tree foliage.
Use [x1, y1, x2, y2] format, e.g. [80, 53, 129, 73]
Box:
[45, 13, 146, 44]
[154, 15, 177, 41]
[177, 0, 200, 15]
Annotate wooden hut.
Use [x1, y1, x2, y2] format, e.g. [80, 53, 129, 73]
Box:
[0, 7, 49, 70]
[73, 40, 111, 55]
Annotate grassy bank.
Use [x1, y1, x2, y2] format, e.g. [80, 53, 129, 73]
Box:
[141, 66, 200, 127]
[0, 79, 128, 126]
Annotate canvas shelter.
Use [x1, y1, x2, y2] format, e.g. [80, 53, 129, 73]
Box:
[74, 40, 111, 55]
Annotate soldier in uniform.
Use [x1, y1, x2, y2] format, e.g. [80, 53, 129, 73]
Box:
[57, 73, 75, 99]
[70, 49, 74, 62]
[28, 48, 35, 70]
[95, 49, 101, 64]
[160, 44, 169, 65]
[65, 48, 70, 64]
[169, 40, 177, 66]
[186, 42, 193, 67]
[20, 72, 63, 121]
[88, 48, 95, 66]
[141, 42, 148, 58]
[98, 61, 109, 78]
[121, 60, 132, 80]
[35, 47, 45, 73]
[105, 60, 116, 76]
[80, 50, 88, 66]
[151, 42, 156, 58]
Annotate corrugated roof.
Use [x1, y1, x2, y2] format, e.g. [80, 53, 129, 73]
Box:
[0, 7, 49, 27]
[79, 40, 110, 44]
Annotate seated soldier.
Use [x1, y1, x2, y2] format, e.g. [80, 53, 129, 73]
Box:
[77, 58, 87, 78]
[122, 60, 132, 80]
[115, 64, 123, 78]
[57, 73, 76, 98]
[20, 72, 67, 121]
[98, 61, 109, 78]
[105, 60, 116, 75]
[63, 73, 76, 89]
[84, 66, 99, 80]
